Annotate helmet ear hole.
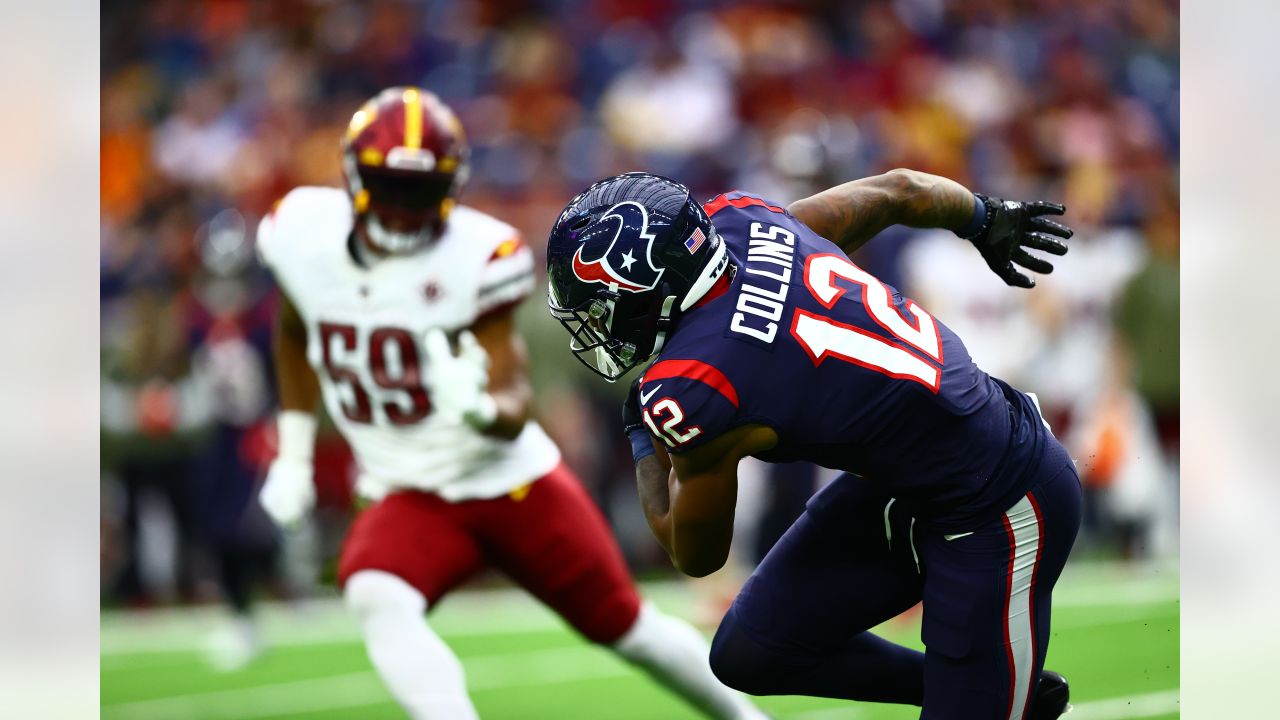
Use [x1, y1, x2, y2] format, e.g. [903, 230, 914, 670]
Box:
[568, 214, 593, 233]
[670, 215, 689, 242]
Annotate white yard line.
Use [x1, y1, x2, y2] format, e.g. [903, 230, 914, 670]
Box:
[103, 672, 387, 720]
[103, 646, 636, 720]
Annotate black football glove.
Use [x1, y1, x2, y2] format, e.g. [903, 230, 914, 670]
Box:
[622, 376, 645, 438]
[963, 194, 1073, 288]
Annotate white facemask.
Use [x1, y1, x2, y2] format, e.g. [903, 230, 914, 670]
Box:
[366, 214, 435, 254]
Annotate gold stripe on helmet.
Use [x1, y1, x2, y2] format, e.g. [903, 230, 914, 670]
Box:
[403, 88, 423, 150]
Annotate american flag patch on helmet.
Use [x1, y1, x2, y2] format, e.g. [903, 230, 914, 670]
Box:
[684, 227, 706, 253]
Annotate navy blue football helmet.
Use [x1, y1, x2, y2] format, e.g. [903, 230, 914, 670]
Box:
[547, 172, 729, 381]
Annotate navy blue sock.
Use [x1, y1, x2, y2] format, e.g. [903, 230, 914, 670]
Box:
[709, 608, 924, 704]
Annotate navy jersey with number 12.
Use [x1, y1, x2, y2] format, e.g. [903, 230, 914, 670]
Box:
[637, 192, 1056, 532]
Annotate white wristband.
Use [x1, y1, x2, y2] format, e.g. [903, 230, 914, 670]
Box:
[276, 411, 317, 463]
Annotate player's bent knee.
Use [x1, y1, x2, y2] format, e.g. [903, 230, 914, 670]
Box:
[344, 569, 426, 618]
[708, 609, 772, 694]
[578, 588, 643, 645]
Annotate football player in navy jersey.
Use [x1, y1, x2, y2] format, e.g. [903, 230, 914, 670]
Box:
[546, 171, 1081, 719]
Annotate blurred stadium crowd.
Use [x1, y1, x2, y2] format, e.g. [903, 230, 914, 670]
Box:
[100, 0, 1178, 608]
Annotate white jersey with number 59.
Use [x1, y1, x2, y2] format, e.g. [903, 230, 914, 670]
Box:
[257, 187, 560, 502]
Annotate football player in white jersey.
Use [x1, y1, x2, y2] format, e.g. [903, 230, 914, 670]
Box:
[256, 87, 765, 720]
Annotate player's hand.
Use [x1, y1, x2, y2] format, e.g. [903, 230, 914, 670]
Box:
[423, 328, 498, 430]
[259, 457, 315, 527]
[964, 194, 1072, 288]
[622, 376, 664, 465]
[622, 376, 645, 438]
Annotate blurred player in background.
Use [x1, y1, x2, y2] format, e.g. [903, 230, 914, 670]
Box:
[255, 88, 765, 720]
[547, 172, 1081, 719]
[187, 213, 281, 670]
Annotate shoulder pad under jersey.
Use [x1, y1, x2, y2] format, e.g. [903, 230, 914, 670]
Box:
[451, 206, 536, 318]
[256, 187, 351, 271]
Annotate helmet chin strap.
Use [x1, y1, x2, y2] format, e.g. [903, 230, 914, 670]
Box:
[651, 294, 678, 357]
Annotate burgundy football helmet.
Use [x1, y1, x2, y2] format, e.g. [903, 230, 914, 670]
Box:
[341, 87, 470, 254]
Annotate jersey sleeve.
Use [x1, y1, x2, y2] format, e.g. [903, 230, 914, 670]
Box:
[475, 234, 536, 317]
[255, 189, 329, 311]
[255, 200, 284, 271]
[637, 359, 741, 454]
[255, 190, 308, 274]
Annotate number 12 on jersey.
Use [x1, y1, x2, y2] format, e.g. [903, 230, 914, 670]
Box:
[643, 398, 702, 448]
[790, 253, 943, 392]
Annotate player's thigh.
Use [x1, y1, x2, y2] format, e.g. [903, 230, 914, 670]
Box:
[474, 464, 641, 644]
[337, 490, 484, 606]
[723, 474, 924, 657]
[920, 464, 1082, 720]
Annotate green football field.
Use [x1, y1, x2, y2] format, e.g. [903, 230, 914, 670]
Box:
[101, 560, 1178, 719]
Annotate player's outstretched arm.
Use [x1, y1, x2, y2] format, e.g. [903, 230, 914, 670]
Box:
[788, 169, 1073, 287]
[788, 169, 976, 254]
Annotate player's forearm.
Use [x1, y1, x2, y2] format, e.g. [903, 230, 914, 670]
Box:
[666, 473, 736, 578]
[273, 300, 320, 414]
[270, 297, 320, 472]
[467, 312, 534, 440]
[274, 353, 320, 413]
[480, 385, 530, 440]
[635, 455, 677, 560]
[670, 519, 733, 578]
[788, 169, 980, 254]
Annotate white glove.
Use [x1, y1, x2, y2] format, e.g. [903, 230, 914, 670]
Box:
[423, 328, 498, 430]
[259, 411, 317, 526]
[260, 458, 315, 526]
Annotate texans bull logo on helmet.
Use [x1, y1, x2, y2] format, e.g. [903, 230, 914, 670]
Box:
[570, 201, 666, 293]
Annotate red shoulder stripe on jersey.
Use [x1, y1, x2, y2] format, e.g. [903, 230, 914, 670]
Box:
[703, 192, 786, 217]
[643, 359, 739, 409]
[488, 235, 526, 262]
